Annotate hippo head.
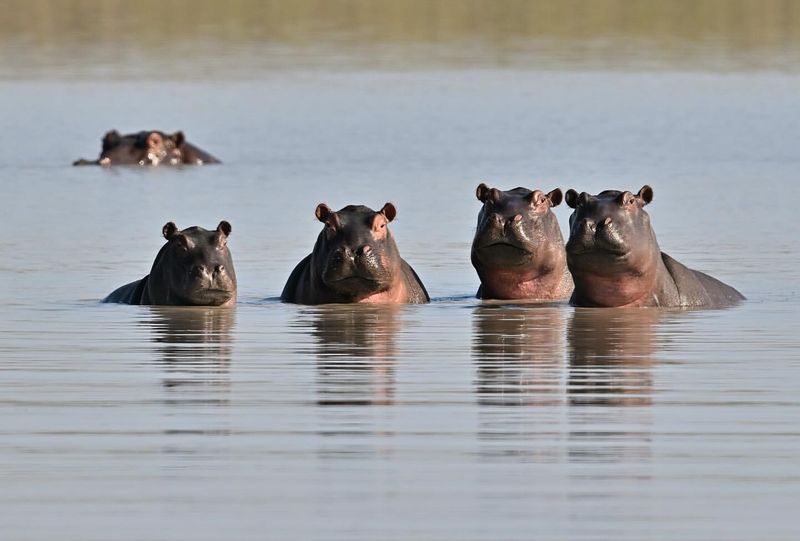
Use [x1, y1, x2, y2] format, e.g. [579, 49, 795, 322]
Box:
[472, 183, 565, 272]
[98, 130, 185, 166]
[565, 186, 658, 304]
[149, 221, 237, 306]
[312, 203, 402, 300]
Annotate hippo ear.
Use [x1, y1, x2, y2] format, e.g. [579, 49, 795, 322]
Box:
[315, 203, 335, 224]
[215, 221, 231, 247]
[146, 132, 163, 148]
[162, 222, 179, 240]
[637, 185, 654, 206]
[476, 183, 490, 202]
[216, 220, 232, 237]
[565, 189, 579, 208]
[171, 131, 185, 147]
[547, 188, 563, 207]
[529, 189, 561, 208]
[102, 130, 121, 151]
[380, 203, 397, 222]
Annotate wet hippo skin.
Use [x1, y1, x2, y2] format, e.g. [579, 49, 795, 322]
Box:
[73, 130, 220, 166]
[281, 203, 429, 305]
[104, 221, 236, 306]
[564, 185, 745, 308]
[471, 182, 573, 301]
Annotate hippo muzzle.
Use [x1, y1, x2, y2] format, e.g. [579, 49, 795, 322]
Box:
[176, 263, 235, 306]
[322, 245, 390, 295]
[567, 216, 628, 257]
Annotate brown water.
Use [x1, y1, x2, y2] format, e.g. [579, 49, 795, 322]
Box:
[2, 3, 800, 540]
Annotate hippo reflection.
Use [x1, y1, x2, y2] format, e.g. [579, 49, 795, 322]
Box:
[567, 308, 660, 407]
[145, 307, 234, 400]
[306, 305, 399, 406]
[73, 129, 220, 166]
[566, 308, 666, 464]
[565, 186, 745, 308]
[472, 305, 566, 406]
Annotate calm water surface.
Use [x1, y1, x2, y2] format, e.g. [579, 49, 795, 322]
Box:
[1, 6, 800, 540]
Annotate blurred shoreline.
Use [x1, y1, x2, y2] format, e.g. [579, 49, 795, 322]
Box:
[3, 0, 800, 79]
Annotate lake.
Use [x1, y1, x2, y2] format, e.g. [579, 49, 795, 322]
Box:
[1, 2, 799, 540]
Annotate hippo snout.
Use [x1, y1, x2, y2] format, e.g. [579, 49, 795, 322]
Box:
[503, 215, 524, 234]
[190, 265, 211, 280]
[579, 218, 597, 234]
[189, 264, 230, 286]
[566, 219, 598, 254]
[331, 245, 377, 264]
[329, 246, 354, 266]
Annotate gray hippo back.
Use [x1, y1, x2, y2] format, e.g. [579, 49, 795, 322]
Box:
[281, 202, 429, 305]
[564, 185, 744, 308]
[104, 221, 236, 306]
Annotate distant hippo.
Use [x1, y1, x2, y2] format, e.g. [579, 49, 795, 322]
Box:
[281, 203, 429, 304]
[564, 186, 744, 308]
[104, 221, 236, 306]
[73, 130, 220, 166]
[472, 183, 573, 301]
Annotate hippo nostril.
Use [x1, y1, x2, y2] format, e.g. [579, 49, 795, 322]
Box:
[214, 265, 225, 274]
[357, 245, 372, 257]
[335, 247, 354, 261]
[190, 265, 207, 278]
[603, 217, 612, 227]
[513, 214, 523, 222]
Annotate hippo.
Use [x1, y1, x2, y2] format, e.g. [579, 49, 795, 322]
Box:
[564, 185, 744, 308]
[472, 183, 573, 301]
[73, 130, 220, 166]
[281, 203, 429, 304]
[104, 221, 236, 306]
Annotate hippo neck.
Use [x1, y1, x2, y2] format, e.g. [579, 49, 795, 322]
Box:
[570, 250, 665, 307]
[145, 244, 172, 304]
[479, 264, 572, 301]
[473, 237, 571, 301]
[350, 279, 409, 304]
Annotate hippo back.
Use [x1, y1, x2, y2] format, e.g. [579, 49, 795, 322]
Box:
[103, 276, 148, 304]
[180, 142, 221, 165]
[399, 260, 430, 304]
[661, 252, 745, 308]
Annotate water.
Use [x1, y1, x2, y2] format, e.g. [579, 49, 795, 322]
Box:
[2, 4, 800, 540]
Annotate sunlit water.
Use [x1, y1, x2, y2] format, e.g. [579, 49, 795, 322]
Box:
[2, 10, 800, 541]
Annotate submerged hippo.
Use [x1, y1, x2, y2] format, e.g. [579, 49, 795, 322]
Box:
[564, 186, 744, 308]
[73, 130, 220, 166]
[104, 221, 236, 306]
[471, 183, 573, 301]
[281, 203, 429, 304]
